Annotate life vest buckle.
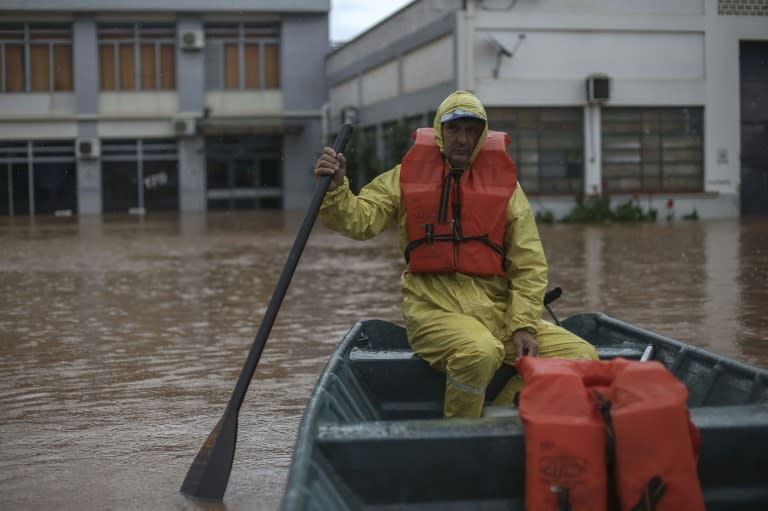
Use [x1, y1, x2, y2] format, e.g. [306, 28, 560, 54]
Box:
[424, 224, 433, 243]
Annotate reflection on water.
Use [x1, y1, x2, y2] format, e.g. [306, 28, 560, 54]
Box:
[1, 213, 766, 510]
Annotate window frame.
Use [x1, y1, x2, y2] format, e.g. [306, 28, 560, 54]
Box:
[101, 139, 179, 212]
[0, 140, 77, 215]
[97, 23, 176, 92]
[204, 22, 281, 91]
[601, 107, 704, 193]
[487, 107, 585, 194]
[0, 23, 74, 93]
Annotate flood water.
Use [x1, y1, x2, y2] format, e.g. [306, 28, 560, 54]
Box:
[1, 212, 767, 511]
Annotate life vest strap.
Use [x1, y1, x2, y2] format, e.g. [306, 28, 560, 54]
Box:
[629, 476, 667, 511]
[438, 168, 462, 224]
[403, 232, 507, 272]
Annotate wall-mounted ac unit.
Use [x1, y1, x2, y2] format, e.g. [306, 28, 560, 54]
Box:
[76, 137, 100, 159]
[586, 74, 611, 103]
[173, 118, 197, 136]
[180, 30, 204, 50]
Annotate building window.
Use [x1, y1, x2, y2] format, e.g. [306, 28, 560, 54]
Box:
[0, 141, 77, 215]
[101, 139, 178, 213]
[601, 108, 704, 193]
[98, 23, 176, 91]
[205, 135, 282, 210]
[0, 23, 73, 93]
[204, 23, 280, 90]
[487, 108, 584, 194]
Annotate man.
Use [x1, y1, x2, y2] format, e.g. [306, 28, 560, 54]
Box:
[314, 90, 597, 418]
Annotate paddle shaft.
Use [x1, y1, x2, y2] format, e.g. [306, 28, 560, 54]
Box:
[180, 123, 353, 501]
[228, 124, 352, 411]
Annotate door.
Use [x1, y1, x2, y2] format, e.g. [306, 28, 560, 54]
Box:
[740, 41, 768, 216]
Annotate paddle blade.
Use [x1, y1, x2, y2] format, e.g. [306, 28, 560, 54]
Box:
[179, 408, 238, 501]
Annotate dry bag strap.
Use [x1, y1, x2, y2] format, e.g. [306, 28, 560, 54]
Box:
[629, 476, 667, 511]
[550, 485, 572, 511]
[593, 391, 621, 511]
[594, 391, 667, 511]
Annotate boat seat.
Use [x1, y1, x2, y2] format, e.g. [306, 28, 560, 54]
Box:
[482, 405, 518, 418]
[313, 418, 527, 508]
[306, 405, 768, 511]
[347, 345, 647, 420]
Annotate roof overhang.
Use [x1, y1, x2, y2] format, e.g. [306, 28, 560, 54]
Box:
[0, 0, 330, 13]
[200, 111, 323, 136]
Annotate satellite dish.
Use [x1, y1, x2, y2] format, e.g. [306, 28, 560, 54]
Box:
[488, 34, 513, 57]
[488, 33, 526, 78]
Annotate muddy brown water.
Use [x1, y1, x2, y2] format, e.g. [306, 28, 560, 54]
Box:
[1, 213, 766, 510]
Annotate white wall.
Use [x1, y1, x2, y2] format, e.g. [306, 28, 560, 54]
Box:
[324, 0, 767, 218]
[361, 61, 399, 106]
[402, 35, 454, 94]
[703, 9, 767, 198]
[464, 0, 768, 216]
[329, 78, 360, 118]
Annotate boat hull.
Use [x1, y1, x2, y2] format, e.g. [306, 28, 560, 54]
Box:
[282, 313, 768, 510]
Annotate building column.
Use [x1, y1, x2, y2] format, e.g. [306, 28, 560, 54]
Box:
[73, 16, 101, 214]
[178, 137, 206, 212]
[176, 16, 207, 212]
[583, 104, 602, 195]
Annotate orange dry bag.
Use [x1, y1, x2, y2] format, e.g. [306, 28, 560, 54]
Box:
[608, 358, 704, 511]
[516, 358, 608, 511]
[517, 357, 705, 511]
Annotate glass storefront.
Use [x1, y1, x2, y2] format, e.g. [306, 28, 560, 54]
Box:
[205, 135, 282, 210]
[0, 141, 77, 216]
[101, 139, 178, 213]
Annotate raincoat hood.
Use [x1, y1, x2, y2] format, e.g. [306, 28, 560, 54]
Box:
[433, 90, 488, 167]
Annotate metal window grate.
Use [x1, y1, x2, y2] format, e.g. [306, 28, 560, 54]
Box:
[487, 107, 584, 194]
[601, 107, 704, 193]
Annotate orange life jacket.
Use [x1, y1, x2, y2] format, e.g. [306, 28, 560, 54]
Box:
[400, 128, 517, 276]
[516, 357, 705, 511]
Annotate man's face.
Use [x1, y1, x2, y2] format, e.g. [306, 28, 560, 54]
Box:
[441, 118, 484, 169]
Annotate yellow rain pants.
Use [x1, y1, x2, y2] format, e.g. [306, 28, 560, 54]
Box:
[405, 298, 598, 417]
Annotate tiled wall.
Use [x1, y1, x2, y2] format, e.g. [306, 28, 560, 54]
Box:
[719, 0, 768, 16]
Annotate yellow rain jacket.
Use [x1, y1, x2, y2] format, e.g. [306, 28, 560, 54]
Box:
[318, 91, 598, 418]
[319, 90, 547, 343]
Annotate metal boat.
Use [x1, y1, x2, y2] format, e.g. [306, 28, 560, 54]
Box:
[282, 311, 768, 510]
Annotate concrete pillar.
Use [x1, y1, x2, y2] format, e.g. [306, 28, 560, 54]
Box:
[178, 137, 206, 212]
[73, 16, 101, 214]
[583, 104, 602, 195]
[176, 16, 207, 212]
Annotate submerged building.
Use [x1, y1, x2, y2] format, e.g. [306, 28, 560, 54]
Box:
[325, 0, 767, 219]
[1, 0, 765, 219]
[0, 0, 330, 215]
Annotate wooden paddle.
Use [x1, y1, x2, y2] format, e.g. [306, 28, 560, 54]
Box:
[180, 123, 354, 501]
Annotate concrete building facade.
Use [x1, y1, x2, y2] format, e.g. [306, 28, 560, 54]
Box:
[0, 0, 330, 215]
[325, 0, 768, 219]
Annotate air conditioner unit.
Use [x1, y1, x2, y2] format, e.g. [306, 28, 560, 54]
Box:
[173, 118, 197, 136]
[180, 29, 204, 50]
[586, 74, 611, 103]
[76, 137, 100, 159]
